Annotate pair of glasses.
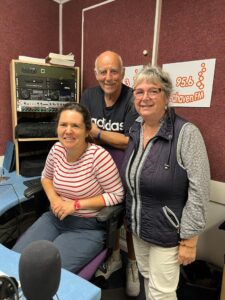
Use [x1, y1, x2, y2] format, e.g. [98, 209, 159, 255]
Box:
[133, 88, 162, 99]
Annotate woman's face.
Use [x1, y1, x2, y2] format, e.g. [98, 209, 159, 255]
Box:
[57, 110, 88, 151]
[134, 80, 167, 121]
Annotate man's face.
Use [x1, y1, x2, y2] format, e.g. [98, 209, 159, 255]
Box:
[95, 53, 124, 97]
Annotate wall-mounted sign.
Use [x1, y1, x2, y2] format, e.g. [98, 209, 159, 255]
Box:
[123, 65, 143, 88]
[163, 59, 216, 107]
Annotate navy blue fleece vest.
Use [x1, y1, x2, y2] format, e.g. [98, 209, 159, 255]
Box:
[122, 110, 189, 247]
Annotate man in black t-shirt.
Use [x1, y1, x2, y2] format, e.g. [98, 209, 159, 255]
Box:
[81, 51, 138, 150]
[80, 51, 140, 297]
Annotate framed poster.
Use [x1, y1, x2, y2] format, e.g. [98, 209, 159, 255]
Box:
[123, 65, 143, 88]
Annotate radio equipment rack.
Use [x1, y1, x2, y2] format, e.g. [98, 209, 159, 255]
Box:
[10, 60, 80, 175]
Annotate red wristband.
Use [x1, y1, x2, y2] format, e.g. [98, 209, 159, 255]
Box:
[74, 200, 80, 210]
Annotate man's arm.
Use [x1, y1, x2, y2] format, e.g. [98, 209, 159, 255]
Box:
[81, 87, 137, 149]
[91, 123, 128, 150]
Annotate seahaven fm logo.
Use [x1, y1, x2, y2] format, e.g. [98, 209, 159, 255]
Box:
[92, 118, 124, 131]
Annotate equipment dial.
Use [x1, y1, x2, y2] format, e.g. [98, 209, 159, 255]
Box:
[19, 89, 30, 100]
[50, 92, 59, 101]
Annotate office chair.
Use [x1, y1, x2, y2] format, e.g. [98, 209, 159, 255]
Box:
[23, 148, 125, 281]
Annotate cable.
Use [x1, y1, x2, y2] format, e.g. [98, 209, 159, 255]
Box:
[0, 183, 21, 237]
[0, 227, 18, 244]
[0, 170, 26, 244]
[0, 168, 21, 200]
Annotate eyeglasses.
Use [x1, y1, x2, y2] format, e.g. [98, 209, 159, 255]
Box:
[133, 88, 162, 99]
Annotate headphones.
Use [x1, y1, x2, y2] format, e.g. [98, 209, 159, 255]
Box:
[0, 275, 19, 300]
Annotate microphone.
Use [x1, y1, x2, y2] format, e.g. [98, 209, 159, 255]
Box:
[19, 240, 61, 300]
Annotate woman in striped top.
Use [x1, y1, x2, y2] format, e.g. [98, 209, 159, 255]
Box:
[13, 103, 124, 273]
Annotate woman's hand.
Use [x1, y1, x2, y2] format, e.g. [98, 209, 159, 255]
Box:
[50, 195, 64, 215]
[178, 244, 197, 265]
[178, 236, 198, 265]
[41, 178, 78, 220]
[53, 200, 75, 221]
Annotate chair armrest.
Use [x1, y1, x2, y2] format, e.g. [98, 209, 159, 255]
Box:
[97, 204, 124, 249]
[96, 204, 124, 222]
[24, 183, 43, 198]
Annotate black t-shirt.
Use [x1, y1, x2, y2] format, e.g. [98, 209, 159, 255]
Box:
[80, 84, 138, 135]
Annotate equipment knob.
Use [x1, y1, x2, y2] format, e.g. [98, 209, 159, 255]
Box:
[20, 89, 30, 100]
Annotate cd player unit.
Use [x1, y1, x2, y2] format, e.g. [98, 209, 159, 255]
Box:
[15, 62, 78, 112]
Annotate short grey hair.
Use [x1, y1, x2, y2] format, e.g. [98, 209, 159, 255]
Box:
[133, 64, 173, 99]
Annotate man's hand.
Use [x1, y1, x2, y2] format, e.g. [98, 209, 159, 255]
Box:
[90, 121, 128, 149]
[91, 122, 100, 138]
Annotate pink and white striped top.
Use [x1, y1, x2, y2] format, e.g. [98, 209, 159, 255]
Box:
[42, 142, 124, 217]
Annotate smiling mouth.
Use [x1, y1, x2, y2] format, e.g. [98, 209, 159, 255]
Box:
[64, 137, 75, 141]
[140, 104, 154, 108]
[104, 84, 114, 87]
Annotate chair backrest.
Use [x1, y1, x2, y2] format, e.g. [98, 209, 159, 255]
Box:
[104, 147, 125, 175]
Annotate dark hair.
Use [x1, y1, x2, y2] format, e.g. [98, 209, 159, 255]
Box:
[56, 103, 92, 142]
